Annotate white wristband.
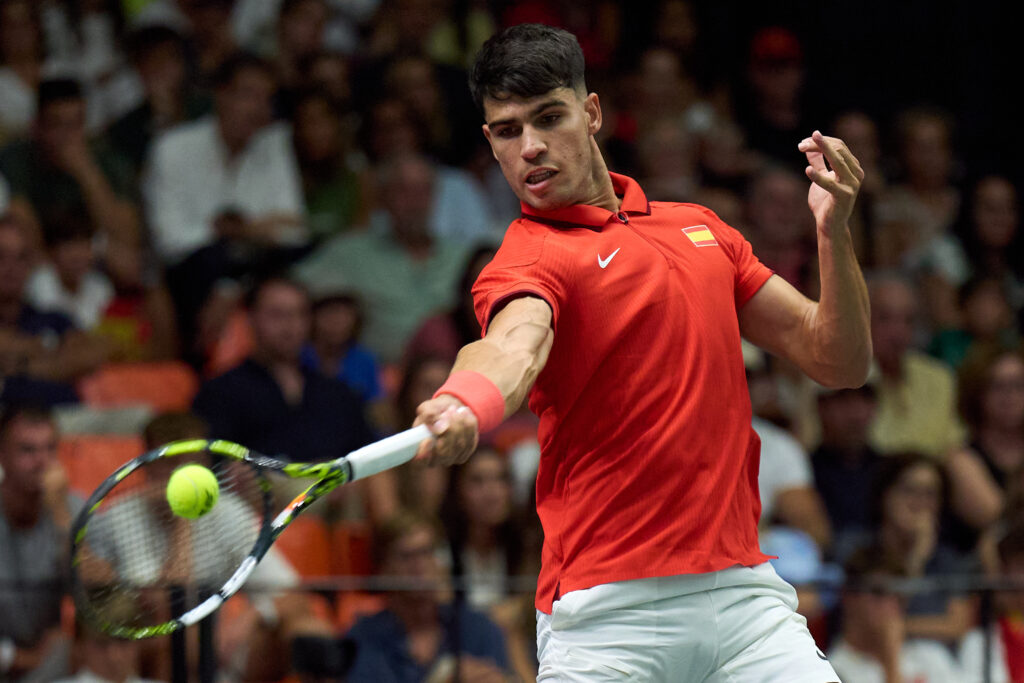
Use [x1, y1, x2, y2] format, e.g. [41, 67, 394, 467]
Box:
[0, 637, 16, 673]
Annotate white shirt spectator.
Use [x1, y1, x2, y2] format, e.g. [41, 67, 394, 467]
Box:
[144, 117, 305, 264]
[753, 415, 812, 522]
[829, 639, 963, 683]
[25, 264, 114, 330]
[958, 626, 1011, 683]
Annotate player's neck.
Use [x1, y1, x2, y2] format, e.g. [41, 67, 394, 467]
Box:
[579, 139, 619, 212]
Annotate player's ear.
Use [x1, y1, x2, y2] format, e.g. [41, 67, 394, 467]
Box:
[584, 92, 602, 136]
[481, 124, 498, 160]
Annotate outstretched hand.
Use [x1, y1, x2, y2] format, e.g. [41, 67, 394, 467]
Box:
[798, 131, 864, 237]
[413, 396, 480, 467]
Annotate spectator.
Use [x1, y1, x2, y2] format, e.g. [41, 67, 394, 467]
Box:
[958, 519, 1024, 683]
[0, 0, 69, 139]
[345, 510, 510, 682]
[144, 51, 304, 266]
[24, 210, 114, 331]
[744, 166, 817, 294]
[811, 381, 886, 561]
[929, 276, 1019, 371]
[829, 546, 963, 683]
[106, 25, 210, 178]
[876, 108, 965, 329]
[860, 454, 976, 645]
[192, 277, 374, 465]
[291, 88, 366, 242]
[954, 175, 1024, 313]
[0, 78, 139, 251]
[736, 26, 813, 171]
[404, 245, 496, 366]
[833, 111, 887, 268]
[390, 355, 453, 516]
[0, 404, 74, 682]
[0, 215, 107, 406]
[441, 447, 525, 611]
[754, 414, 831, 551]
[53, 611, 161, 683]
[300, 292, 381, 403]
[293, 154, 472, 363]
[271, 0, 329, 116]
[868, 272, 967, 459]
[944, 347, 1024, 553]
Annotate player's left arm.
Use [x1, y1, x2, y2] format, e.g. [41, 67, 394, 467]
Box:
[739, 132, 871, 389]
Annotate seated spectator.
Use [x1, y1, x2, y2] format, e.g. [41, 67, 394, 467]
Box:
[0, 215, 107, 406]
[53, 612, 161, 683]
[106, 25, 210, 179]
[293, 154, 471, 362]
[944, 347, 1024, 554]
[829, 547, 963, 683]
[271, 0, 330, 117]
[812, 381, 886, 561]
[345, 511, 510, 682]
[744, 165, 817, 294]
[859, 454, 977, 645]
[929, 276, 1019, 370]
[754, 414, 831, 551]
[25, 211, 114, 331]
[832, 111, 887, 267]
[291, 88, 366, 242]
[144, 51, 304, 266]
[389, 355, 452, 516]
[441, 447, 524, 611]
[0, 78, 139, 251]
[868, 271, 967, 459]
[0, 404, 75, 681]
[93, 238, 179, 362]
[953, 176, 1024, 313]
[192, 277, 374, 464]
[958, 518, 1024, 683]
[300, 292, 381, 403]
[404, 245, 496, 366]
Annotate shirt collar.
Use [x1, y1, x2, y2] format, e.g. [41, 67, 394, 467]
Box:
[519, 172, 651, 230]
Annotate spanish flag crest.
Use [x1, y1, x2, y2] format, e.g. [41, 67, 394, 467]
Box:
[682, 225, 718, 247]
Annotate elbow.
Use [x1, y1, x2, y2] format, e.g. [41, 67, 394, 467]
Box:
[816, 339, 874, 390]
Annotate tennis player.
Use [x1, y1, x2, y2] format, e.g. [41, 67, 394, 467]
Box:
[415, 24, 870, 681]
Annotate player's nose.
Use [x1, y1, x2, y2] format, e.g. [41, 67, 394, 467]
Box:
[520, 127, 546, 160]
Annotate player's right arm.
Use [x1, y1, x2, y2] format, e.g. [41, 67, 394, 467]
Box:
[414, 295, 554, 466]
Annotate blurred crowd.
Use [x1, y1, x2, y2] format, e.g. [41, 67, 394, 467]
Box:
[0, 0, 1022, 682]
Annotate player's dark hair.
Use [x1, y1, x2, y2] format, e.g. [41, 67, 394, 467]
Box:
[212, 51, 275, 89]
[0, 403, 54, 440]
[37, 78, 83, 113]
[469, 23, 586, 112]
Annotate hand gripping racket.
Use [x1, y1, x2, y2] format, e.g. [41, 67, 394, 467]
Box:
[69, 425, 430, 639]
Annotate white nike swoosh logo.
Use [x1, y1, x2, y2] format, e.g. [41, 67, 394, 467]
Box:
[597, 248, 620, 269]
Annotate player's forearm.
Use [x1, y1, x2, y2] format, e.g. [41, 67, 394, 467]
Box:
[450, 319, 553, 417]
[807, 226, 872, 388]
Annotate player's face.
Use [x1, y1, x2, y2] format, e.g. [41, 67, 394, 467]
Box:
[482, 87, 604, 211]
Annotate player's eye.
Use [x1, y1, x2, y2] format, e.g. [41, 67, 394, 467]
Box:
[495, 126, 520, 139]
[539, 114, 561, 126]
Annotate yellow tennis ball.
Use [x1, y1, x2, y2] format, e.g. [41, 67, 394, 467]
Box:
[166, 464, 220, 519]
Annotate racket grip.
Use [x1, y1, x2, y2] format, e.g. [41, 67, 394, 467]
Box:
[345, 424, 432, 481]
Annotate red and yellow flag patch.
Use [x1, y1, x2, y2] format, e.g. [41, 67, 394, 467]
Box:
[682, 225, 718, 247]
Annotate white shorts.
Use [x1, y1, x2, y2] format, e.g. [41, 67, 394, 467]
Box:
[536, 562, 839, 682]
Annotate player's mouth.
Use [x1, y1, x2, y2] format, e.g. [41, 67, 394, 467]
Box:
[524, 168, 557, 190]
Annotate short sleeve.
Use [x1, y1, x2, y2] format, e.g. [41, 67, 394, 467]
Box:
[471, 227, 568, 333]
[693, 206, 773, 308]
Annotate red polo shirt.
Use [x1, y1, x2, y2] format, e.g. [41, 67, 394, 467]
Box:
[473, 173, 774, 613]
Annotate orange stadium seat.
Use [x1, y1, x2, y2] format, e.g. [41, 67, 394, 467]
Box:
[334, 591, 384, 632]
[59, 435, 145, 497]
[77, 361, 199, 412]
[273, 515, 331, 579]
[330, 520, 374, 578]
[205, 309, 252, 378]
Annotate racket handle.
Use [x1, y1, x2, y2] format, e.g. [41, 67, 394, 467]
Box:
[345, 424, 432, 481]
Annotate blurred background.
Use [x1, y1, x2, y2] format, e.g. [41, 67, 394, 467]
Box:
[0, 0, 1022, 681]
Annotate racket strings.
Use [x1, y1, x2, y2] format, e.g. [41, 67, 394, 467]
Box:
[73, 453, 269, 633]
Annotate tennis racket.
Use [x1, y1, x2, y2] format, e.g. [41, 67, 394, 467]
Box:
[69, 425, 431, 639]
